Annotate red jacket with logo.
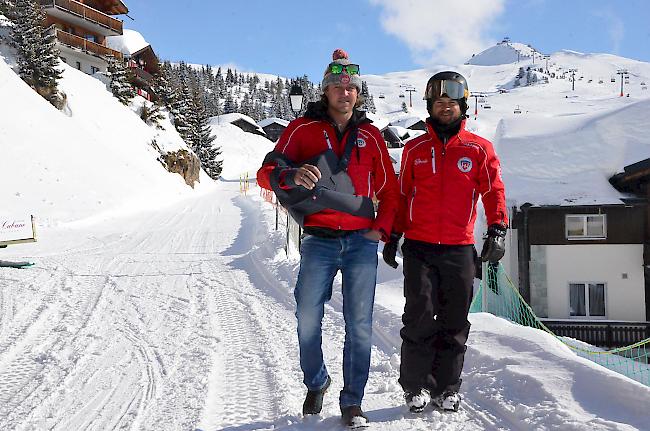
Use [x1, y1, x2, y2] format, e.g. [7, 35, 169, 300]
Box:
[394, 120, 508, 245]
[257, 105, 399, 241]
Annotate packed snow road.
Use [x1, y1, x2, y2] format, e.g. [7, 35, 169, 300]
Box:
[1, 182, 648, 430]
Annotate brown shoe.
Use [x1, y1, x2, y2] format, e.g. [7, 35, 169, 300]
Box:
[302, 376, 331, 415]
[340, 405, 369, 429]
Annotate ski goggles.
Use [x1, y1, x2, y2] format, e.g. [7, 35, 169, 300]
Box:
[424, 79, 469, 100]
[328, 63, 360, 75]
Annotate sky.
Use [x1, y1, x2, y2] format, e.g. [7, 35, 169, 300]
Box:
[123, 0, 650, 81]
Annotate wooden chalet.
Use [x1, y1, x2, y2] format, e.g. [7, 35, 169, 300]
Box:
[507, 157, 650, 348]
[40, 0, 128, 74]
[126, 44, 159, 100]
[258, 118, 289, 142]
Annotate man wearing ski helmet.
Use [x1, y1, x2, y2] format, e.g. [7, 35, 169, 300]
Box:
[383, 71, 508, 413]
[257, 49, 399, 428]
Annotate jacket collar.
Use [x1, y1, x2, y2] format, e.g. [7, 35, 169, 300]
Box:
[425, 117, 467, 143]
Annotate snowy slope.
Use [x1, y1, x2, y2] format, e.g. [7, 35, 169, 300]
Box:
[467, 41, 541, 66]
[0, 55, 213, 226]
[362, 44, 650, 208]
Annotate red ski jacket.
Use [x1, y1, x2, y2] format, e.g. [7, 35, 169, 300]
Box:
[257, 104, 399, 241]
[394, 120, 508, 245]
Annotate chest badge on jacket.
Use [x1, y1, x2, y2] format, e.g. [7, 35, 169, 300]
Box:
[356, 138, 366, 148]
[457, 157, 473, 173]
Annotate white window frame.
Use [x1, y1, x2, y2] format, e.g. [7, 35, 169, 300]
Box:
[568, 282, 607, 319]
[565, 214, 607, 240]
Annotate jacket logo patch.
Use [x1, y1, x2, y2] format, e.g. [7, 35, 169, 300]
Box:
[356, 138, 366, 148]
[414, 158, 428, 166]
[457, 157, 473, 173]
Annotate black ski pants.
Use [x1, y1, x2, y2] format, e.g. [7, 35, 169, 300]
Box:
[398, 239, 475, 396]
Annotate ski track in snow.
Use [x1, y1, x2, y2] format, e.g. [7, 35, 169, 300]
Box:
[0, 182, 644, 430]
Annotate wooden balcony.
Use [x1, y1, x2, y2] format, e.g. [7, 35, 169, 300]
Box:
[542, 320, 650, 348]
[40, 0, 123, 36]
[55, 29, 123, 60]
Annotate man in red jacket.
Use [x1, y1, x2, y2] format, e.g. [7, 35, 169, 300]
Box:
[257, 49, 398, 428]
[383, 71, 508, 413]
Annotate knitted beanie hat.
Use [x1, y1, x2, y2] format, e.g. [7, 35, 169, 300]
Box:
[321, 48, 362, 92]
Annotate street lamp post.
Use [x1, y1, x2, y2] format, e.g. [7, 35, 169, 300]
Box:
[289, 83, 304, 119]
[617, 69, 629, 97]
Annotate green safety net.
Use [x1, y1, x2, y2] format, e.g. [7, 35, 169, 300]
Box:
[470, 263, 650, 388]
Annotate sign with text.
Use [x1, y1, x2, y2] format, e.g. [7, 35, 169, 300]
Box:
[0, 215, 36, 245]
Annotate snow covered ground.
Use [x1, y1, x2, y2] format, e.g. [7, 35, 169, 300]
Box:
[2, 34, 650, 429]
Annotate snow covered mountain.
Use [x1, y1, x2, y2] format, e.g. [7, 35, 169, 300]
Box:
[362, 41, 650, 209]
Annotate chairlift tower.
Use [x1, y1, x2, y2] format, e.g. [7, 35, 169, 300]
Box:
[569, 68, 578, 91]
[617, 69, 629, 97]
[470, 93, 485, 120]
[400, 84, 417, 107]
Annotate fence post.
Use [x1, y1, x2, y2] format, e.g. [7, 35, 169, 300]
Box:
[481, 262, 488, 313]
[285, 212, 290, 255]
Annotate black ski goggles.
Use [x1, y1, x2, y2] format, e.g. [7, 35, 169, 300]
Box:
[328, 63, 360, 75]
[424, 79, 469, 100]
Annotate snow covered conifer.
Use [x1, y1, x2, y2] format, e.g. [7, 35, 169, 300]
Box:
[11, 0, 62, 106]
[191, 89, 222, 180]
[105, 54, 135, 105]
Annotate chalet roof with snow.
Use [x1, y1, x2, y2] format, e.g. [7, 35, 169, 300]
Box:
[211, 113, 266, 137]
[257, 117, 289, 128]
[106, 29, 149, 56]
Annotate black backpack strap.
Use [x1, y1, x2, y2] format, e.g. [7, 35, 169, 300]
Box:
[336, 127, 359, 173]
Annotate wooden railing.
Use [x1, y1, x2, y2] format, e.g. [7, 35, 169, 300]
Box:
[542, 320, 650, 348]
[130, 65, 153, 84]
[55, 29, 122, 60]
[40, 0, 122, 34]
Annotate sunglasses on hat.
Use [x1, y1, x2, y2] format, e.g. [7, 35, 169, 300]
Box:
[424, 79, 468, 100]
[328, 63, 360, 75]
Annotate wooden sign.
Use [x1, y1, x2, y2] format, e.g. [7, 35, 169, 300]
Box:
[0, 215, 36, 246]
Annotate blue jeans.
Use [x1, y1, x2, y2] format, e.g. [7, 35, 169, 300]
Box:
[294, 229, 379, 408]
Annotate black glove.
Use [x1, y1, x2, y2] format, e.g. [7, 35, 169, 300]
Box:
[480, 224, 507, 263]
[382, 232, 402, 269]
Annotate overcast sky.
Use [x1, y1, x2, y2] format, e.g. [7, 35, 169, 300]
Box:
[123, 0, 650, 81]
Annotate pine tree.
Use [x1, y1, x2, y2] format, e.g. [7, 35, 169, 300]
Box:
[1, 0, 16, 17]
[152, 60, 176, 108]
[105, 54, 134, 105]
[191, 89, 222, 179]
[172, 80, 195, 146]
[223, 91, 236, 114]
[11, 0, 62, 106]
[140, 102, 165, 129]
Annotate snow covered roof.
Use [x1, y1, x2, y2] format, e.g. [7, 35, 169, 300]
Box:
[499, 100, 650, 207]
[106, 29, 150, 56]
[386, 125, 410, 139]
[390, 116, 425, 129]
[210, 113, 265, 135]
[257, 117, 289, 128]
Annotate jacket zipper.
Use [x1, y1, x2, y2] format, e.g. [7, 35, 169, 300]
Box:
[367, 172, 372, 197]
[409, 186, 416, 222]
[467, 189, 476, 224]
[323, 130, 333, 150]
[438, 137, 448, 243]
[431, 146, 436, 173]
